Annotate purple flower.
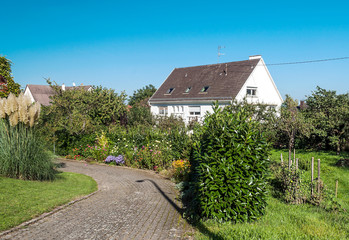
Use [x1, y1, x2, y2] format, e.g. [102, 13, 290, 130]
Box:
[104, 155, 125, 165]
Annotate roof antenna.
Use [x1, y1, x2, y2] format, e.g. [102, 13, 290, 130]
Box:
[218, 46, 225, 63]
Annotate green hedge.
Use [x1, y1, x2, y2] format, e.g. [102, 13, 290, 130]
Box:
[191, 103, 270, 222]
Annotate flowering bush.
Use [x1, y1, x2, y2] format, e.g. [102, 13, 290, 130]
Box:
[172, 159, 191, 182]
[85, 144, 109, 162]
[134, 145, 164, 170]
[109, 137, 135, 166]
[105, 155, 125, 165]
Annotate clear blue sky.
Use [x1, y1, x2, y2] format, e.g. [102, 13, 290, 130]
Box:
[1, 0, 348, 101]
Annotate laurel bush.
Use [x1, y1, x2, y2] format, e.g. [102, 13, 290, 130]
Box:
[191, 102, 270, 222]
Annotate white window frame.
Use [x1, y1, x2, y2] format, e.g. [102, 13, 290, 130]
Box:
[246, 87, 257, 97]
[159, 106, 168, 116]
[189, 106, 201, 116]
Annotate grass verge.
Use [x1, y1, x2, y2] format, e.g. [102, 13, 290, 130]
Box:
[0, 172, 97, 231]
[194, 150, 349, 240]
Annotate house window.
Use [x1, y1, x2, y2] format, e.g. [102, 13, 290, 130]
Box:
[166, 88, 175, 94]
[189, 106, 201, 116]
[184, 87, 191, 93]
[159, 107, 168, 115]
[200, 86, 209, 93]
[246, 87, 257, 96]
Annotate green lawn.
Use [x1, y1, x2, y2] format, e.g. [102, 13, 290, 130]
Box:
[195, 150, 349, 240]
[0, 172, 97, 231]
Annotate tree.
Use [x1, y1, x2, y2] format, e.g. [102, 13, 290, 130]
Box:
[0, 56, 21, 98]
[128, 84, 156, 106]
[39, 80, 127, 153]
[127, 84, 157, 126]
[305, 86, 349, 153]
[278, 95, 311, 164]
[229, 98, 278, 143]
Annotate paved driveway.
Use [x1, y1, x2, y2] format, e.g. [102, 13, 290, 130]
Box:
[1, 160, 190, 240]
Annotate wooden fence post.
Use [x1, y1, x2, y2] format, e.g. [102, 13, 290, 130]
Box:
[317, 159, 321, 195]
[311, 157, 314, 196]
[296, 158, 299, 170]
[335, 180, 338, 198]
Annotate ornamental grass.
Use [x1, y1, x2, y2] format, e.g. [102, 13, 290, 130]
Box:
[0, 93, 56, 180]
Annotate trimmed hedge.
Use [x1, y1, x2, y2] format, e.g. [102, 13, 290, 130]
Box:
[191, 103, 270, 222]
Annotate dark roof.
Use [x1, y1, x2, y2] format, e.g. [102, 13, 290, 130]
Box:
[0, 75, 7, 84]
[149, 59, 260, 103]
[26, 84, 92, 106]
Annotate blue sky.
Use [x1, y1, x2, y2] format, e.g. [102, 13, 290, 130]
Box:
[1, 0, 348, 101]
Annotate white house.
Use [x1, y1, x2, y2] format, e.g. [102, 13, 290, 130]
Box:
[24, 84, 92, 106]
[149, 55, 283, 124]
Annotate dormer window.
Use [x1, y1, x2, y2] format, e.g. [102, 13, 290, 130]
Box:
[200, 86, 209, 93]
[246, 87, 257, 96]
[166, 88, 175, 94]
[184, 87, 191, 93]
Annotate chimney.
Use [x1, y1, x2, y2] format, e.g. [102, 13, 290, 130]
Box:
[62, 83, 65, 91]
[249, 55, 262, 60]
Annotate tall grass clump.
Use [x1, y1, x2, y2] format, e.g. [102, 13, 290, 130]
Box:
[0, 93, 56, 180]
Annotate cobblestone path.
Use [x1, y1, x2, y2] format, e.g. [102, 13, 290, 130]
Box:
[1, 160, 191, 240]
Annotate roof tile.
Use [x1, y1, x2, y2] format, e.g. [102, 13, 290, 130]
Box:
[150, 59, 260, 103]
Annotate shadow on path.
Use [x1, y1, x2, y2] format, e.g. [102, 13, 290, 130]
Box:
[136, 179, 226, 240]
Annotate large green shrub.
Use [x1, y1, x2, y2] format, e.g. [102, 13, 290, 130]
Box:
[191, 103, 270, 222]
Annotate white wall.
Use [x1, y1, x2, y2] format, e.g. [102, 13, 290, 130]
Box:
[24, 86, 35, 103]
[235, 58, 283, 108]
[151, 103, 225, 124]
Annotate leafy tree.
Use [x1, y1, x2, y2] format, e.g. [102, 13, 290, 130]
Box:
[305, 86, 349, 153]
[0, 56, 21, 98]
[229, 99, 278, 143]
[39, 80, 127, 153]
[127, 84, 157, 126]
[127, 105, 154, 126]
[278, 95, 311, 163]
[128, 84, 156, 106]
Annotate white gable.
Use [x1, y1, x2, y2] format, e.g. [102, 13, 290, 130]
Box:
[24, 85, 35, 103]
[235, 57, 283, 107]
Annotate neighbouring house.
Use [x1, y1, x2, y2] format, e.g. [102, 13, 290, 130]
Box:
[0, 75, 8, 93]
[24, 84, 92, 106]
[0, 75, 7, 84]
[149, 55, 283, 124]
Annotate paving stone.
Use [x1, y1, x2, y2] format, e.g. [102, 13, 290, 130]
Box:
[1, 160, 192, 240]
